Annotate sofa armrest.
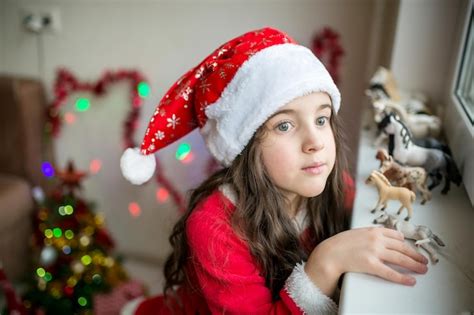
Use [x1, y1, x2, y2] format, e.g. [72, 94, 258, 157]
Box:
[0, 174, 34, 281]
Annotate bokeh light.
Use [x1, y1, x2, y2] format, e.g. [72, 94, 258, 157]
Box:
[44, 272, 52, 282]
[64, 205, 74, 215]
[77, 297, 87, 307]
[53, 228, 62, 238]
[176, 143, 191, 160]
[42, 162, 54, 178]
[75, 98, 90, 112]
[44, 229, 53, 238]
[81, 255, 92, 266]
[128, 202, 141, 217]
[137, 82, 150, 98]
[36, 268, 46, 277]
[89, 159, 102, 174]
[181, 151, 194, 164]
[65, 230, 74, 240]
[64, 112, 76, 124]
[156, 188, 169, 203]
[62, 245, 72, 255]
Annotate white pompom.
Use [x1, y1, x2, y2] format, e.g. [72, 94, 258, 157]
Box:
[120, 148, 156, 185]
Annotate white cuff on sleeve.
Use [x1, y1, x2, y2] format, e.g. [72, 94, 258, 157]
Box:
[120, 297, 144, 315]
[284, 262, 338, 315]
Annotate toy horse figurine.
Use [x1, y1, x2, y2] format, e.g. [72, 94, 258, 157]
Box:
[373, 212, 445, 263]
[368, 66, 431, 114]
[371, 99, 441, 138]
[378, 114, 462, 194]
[375, 149, 432, 204]
[365, 170, 416, 221]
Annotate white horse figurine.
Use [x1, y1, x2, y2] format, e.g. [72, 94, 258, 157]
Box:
[365, 170, 416, 221]
[378, 113, 462, 194]
[373, 212, 445, 263]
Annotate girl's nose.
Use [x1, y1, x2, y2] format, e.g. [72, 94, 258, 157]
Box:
[302, 127, 324, 153]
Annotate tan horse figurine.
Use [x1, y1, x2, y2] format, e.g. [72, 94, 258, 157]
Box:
[376, 149, 431, 204]
[365, 170, 416, 221]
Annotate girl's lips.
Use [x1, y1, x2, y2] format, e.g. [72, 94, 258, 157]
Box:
[302, 163, 326, 175]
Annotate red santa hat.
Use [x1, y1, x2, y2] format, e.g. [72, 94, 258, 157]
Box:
[121, 27, 341, 185]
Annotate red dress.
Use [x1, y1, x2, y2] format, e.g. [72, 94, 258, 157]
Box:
[123, 176, 354, 315]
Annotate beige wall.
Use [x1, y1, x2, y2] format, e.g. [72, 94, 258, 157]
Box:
[1, 0, 389, 261]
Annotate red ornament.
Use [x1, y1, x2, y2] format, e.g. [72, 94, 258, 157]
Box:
[311, 27, 345, 85]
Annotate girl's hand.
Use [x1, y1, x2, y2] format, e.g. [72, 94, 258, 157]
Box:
[304, 227, 429, 297]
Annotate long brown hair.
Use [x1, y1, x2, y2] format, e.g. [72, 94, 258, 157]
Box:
[163, 108, 349, 300]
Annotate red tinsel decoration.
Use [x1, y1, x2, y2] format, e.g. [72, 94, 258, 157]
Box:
[311, 27, 345, 85]
[46, 68, 185, 213]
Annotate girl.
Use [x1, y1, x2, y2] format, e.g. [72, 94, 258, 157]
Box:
[120, 28, 428, 315]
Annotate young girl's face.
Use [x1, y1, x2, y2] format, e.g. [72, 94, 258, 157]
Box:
[260, 92, 336, 202]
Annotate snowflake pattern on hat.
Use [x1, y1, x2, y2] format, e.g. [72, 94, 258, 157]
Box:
[140, 28, 296, 156]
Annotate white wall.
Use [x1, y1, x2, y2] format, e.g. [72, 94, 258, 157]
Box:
[2, 0, 384, 262]
[391, 0, 463, 108]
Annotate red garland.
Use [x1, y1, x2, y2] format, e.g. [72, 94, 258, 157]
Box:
[46, 68, 185, 212]
[311, 27, 345, 85]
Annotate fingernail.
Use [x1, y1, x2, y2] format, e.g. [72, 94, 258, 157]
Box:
[408, 278, 416, 285]
[420, 265, 428, 273]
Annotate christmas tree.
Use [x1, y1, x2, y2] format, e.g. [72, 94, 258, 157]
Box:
[22, 161, 132, 315]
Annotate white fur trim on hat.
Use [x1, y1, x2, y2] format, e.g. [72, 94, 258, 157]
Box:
[120, 147, 156, 185]
[284, 262, 338, 315]
[201, 43, 341, 166]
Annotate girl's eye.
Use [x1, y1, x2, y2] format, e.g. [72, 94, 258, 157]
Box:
[316, 116, 329, 126]
[276, 121, 292, 132]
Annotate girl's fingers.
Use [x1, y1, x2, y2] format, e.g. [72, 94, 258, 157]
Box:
[380, 249, 428, 274]
[384, 238, 429, 264]
[380, 227, 405, 241]
[372, 260, 417, 286]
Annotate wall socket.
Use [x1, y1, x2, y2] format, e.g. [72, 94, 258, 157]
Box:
[20, 6, 61, 34]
